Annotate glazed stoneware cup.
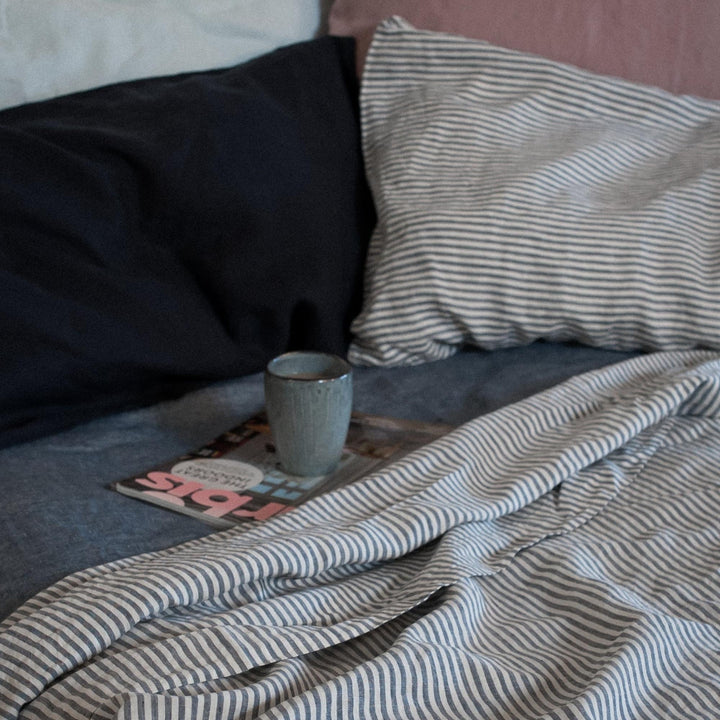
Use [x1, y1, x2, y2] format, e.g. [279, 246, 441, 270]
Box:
[264, 351, 353, 476]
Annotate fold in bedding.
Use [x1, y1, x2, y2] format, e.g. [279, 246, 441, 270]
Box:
[1, 350, 719, 719]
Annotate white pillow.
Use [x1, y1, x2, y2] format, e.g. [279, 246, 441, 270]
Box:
[0, 0, 323, 110]
[349, 18, 720, 367]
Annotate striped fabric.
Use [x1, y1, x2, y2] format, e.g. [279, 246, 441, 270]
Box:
[2, 349, 720, 718]
[349, 17, 720, 367]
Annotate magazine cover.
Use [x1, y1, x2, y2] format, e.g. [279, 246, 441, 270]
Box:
[112, 412, 452, 528]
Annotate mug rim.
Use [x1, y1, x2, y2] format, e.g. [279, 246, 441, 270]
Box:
[265, 351, 352, 382]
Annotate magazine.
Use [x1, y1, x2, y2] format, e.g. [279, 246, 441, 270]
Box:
[112, 412, 452, 528]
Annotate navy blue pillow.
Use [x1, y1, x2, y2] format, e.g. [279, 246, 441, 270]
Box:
[0, 36, 374, 447]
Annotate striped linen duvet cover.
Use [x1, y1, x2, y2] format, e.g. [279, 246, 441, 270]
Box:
[1, 350, 720, 719]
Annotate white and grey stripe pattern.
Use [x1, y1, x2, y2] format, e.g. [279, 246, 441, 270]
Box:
[2, 349, 720, 718]
[349, 17, 720, 367]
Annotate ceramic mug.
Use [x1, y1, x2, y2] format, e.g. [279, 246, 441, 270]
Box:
[264, 351, 353, 476]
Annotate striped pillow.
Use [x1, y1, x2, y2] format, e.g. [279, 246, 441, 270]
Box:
[349, 18, 720, 367]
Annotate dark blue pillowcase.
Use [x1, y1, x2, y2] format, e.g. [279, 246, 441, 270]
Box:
[0, 36, 375, 447]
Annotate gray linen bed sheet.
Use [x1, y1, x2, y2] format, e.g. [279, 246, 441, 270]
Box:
[0, 342, 636, 621]
[5, 346, 720, 720]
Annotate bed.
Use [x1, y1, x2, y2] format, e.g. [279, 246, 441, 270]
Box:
[1, 1, 719, 718]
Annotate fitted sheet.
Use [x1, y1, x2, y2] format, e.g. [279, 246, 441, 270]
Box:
[3, 347, 718, 719]
[0, 342, 635, 621]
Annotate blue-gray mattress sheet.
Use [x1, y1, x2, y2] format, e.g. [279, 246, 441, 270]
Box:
[0, 342, 635, 621]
